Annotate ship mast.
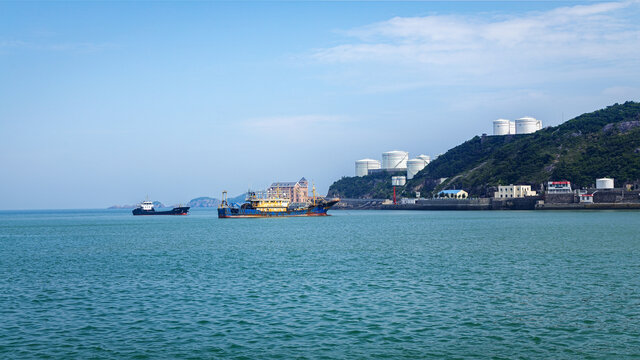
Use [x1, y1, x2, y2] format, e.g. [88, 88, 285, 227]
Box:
[312, 182, 316, 206]
[220, 190, 228, 208]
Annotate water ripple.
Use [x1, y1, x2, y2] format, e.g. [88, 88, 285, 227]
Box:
[1, 209, 639, 358]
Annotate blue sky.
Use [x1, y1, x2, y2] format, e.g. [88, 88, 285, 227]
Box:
[1, 1, 639, 209]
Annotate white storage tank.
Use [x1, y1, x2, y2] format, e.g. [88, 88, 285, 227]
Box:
[382, 150, 409, 169]
[391, 176, 406, 186]
[355, 159, 381, 177]
[493, 119, 511, 135]
[516, 117, 541, 134]
[406, 158, 427, 179]
[510, 121, 516, 134]
[417, 154, 431, 164]
[596, 178, 614, 189]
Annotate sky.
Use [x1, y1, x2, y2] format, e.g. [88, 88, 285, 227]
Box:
[1, 1, 640, 209]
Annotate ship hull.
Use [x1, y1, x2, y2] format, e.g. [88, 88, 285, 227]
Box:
[132, 207, 190, 216]
[218, 201, 337, 218]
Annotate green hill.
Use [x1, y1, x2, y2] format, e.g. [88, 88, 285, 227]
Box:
[328, 101, 640, 198]
[328, 172, 396, 199]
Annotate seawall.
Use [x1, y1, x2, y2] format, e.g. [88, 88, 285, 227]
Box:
[334, 194, 640, 211]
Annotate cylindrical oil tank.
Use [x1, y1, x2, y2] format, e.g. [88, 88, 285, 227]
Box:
[510, 121, 516, 134]
[355, 159, 381, 177]
[417, 154, 431, 164]
[516, 117, 539, 134]
[493, 119, 511, 135]
[391, 176, 406, 186]
[596, 178, 614, 189]
[382, 150, 409, 169]
[406, 158, 427, 179]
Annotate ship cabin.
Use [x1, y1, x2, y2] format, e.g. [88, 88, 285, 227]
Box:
[247, 192, 290, 212]
[141, 201, 154, 210]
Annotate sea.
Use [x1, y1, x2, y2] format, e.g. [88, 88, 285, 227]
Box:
[1, 209, 639, 359]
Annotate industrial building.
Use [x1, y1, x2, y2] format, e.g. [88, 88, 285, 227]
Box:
[407, 156, 430, 179]
[391, 176, 406, 186]
[596, 178, 614, 189]
[355, 151, 431, 179]
[494, 185, 537, 198]
[382, 150, 409, 170]
[547, 181, 572, 194]
[493, 117, 542, 135]
[516, 117, 543, 134]
[493, 119, 514, 135]
[355, 159, 381, 177]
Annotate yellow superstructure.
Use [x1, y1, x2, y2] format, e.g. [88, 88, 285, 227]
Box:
[247, 192, 290, 212]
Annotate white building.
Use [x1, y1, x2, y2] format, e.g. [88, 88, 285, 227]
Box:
[579, 194, 594, 203]
[400, 198, 417, 205]
[547, 181, 572, 194]
[494, 185, 537, 198]
[437, 190, 468, 199]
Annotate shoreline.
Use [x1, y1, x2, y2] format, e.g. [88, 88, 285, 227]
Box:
[333, 197, 640, 211]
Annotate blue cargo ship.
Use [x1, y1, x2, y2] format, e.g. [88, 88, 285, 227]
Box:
[217, 190, 339, 218]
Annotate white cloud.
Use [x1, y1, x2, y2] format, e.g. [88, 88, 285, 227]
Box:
[311, 1, 640, 82]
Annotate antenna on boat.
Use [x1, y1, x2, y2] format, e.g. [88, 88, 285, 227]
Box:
[220, 190, 228, 208]
[312, 181, 316, 206]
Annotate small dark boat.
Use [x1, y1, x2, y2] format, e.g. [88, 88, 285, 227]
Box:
[132, 200, 189, 216]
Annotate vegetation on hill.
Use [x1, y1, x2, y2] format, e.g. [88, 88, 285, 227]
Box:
[328, 101, 640, 198]
[328, 172, 396, 199]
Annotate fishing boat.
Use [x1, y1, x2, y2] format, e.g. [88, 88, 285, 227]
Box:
[217, 186, 339, 218]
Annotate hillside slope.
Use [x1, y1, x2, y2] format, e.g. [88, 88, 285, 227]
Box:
[328, 101, 640, 198]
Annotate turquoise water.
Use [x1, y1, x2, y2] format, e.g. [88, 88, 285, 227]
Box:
[1, 209, 639, 359]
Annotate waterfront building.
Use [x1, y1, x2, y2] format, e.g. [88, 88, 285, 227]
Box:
[437, 190, 468, 199]
[579, 194, 594, 203]
[400, 198, 417, 205]
[268, 177, 309, 203]
[494, 185, 537, 198]
[547, 181, 572, 194]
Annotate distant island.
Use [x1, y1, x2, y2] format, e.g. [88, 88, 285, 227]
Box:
[108, 201, 165, 209]
[187, 197, 220, 208]
[108, 193, 247, 209]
